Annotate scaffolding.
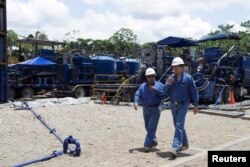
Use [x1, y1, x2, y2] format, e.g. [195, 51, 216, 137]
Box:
[92, 68, 146, 104]
[0, 0, 7, 103]
[92, 74, 124, 100]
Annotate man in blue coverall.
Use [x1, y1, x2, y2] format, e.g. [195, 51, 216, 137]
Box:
[134, 68, 165, 149]
[165, 57, 199, 157]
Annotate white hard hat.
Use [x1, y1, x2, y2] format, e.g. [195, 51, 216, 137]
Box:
[172, 57, 184, 66]
[145, 68, 156, 76]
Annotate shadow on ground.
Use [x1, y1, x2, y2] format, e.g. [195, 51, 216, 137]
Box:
[156, 151, 193, 160]
[129, 147, 160, 153]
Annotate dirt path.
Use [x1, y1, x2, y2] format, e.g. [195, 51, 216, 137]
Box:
[0, 100, 249, 167]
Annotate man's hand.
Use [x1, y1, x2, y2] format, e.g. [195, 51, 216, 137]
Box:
[167, 76, 174, 85]
[193, 106, 199, 115]
[134, 103, 138, 110]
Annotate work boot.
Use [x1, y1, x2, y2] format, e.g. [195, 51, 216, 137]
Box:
[168, 148, 177, 157]
[180, 144, 189, 151]
[151, 140, 158, 148]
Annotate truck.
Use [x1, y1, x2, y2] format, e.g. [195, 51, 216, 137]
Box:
[53, 54, 142, 101]
[8, 38, 66, 99]
[8, 39, 143, 101]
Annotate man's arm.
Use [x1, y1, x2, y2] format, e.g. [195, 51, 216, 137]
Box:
[151, 82, 166, 98]
[134, 85, 142, 110]
[189, 77, 199, 114]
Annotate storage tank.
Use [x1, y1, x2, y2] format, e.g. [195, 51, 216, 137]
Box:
[116, 59, 125, 74]
[91, 55, 116, 75]
[127, 58, 140, 75]
[116, 58, 140, 76]
[73, 56, 92, 65]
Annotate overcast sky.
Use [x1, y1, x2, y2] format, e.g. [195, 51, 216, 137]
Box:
[7, 0, 250, 43]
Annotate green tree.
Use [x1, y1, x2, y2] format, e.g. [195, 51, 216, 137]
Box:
[239, 20, 250, 52]
[109, 28, 137, 43]
[25, 31, 49, 54]
[109, 28, 137, 56]
[27, 31, 48, 40]
[202, 21, 250, 53]
[7, 30, 19, 56]
[76, 38, 89, 49]
[141, 42, 156, 49]
[63, 28, 140, 56]
[218, 24, 234, 33]
[240, 20, 250, 31]
[208, 30, 220, 35]
[201, 24, 236, 51]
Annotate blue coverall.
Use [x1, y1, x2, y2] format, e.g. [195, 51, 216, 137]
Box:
[165, 72, 199, 152]
[134, 81, 165, 147]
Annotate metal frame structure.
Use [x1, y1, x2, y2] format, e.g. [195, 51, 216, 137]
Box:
[0, 0, 7, 103]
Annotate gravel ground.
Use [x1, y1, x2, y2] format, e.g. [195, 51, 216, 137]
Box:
[0, 98, 249, 167]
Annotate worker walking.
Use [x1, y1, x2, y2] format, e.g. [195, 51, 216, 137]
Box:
[165, 57, 199, 157]
[134, 68, 165, 149]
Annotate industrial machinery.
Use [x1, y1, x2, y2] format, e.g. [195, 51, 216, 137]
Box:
[7, 39, 65, 99]
[8, 57, 57, 99]
[50, 53, 141, 99]
[8, 46, 142, 100]
[155, 34, 250, 104]
[91, 66, 145, 104]
[192, 33, 250, 104]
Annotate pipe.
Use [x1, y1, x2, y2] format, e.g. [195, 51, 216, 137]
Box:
[22, 101, 66, 145]
[12, 101, 81, 167]
[13, 151, 63, 167]
[194, 45, 235, 92]
[63, 136, 81, 156]
[209, 45, 235, 80]
[158, 65, 172, 82]
[196, 80, 210, 92]
[14, 101, 73, 152]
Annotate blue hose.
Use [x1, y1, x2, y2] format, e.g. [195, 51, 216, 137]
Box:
[63, 135, 81, 156]
[12, 101, 81, 166]
[13, 151, 63, 167]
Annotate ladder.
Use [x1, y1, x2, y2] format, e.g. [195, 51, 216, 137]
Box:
[111, 68, 146, 105]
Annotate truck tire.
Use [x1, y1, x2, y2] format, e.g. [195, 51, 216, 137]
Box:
[21, 87, 34, 98]
[74, 87, 85, 98]
[8, 88, 15, 100]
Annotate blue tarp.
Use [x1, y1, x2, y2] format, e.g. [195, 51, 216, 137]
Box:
[198, 33, 240, 42]
[157, 36, 199, 47]
[18, 56, 56, 66]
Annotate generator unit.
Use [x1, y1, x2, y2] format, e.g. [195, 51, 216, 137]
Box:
[193, 33, 250, 103]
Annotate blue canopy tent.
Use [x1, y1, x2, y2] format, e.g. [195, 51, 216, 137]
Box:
[198, 33, 240, 42]
[18, 56, 56, 66]
[16, 56, 57, 78]
[157, 36, 199, 47]
[14, 57, 57, 86]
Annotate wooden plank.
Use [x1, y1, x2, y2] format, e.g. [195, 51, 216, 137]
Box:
[241, 115, 250, 120]
[160, 135, 250, 167]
